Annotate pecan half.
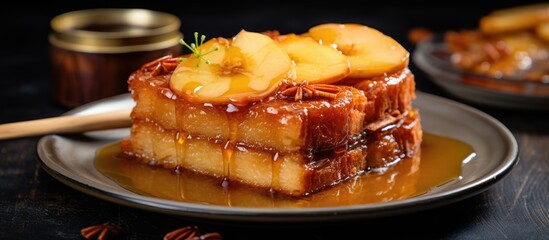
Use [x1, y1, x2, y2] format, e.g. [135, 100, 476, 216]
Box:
[164, 226, 223, 240]
[142, 55, 180, 76]
[81, 222, 122, 240]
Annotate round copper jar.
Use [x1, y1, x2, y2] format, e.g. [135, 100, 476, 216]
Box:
[50, 8, 182, 108]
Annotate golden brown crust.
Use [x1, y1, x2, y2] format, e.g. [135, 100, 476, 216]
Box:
[128, 64, 416, 152]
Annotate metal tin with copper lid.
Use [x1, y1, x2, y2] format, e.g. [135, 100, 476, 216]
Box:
[49, 8, 182, 108]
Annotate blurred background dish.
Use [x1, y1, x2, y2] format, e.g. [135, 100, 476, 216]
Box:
[412, 3, 549, 110]
[413, 37, 549, 110]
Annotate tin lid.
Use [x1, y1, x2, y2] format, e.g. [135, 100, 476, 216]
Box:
[49, 8, 182, 53]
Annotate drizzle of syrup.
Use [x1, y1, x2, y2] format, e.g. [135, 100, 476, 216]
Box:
[222, 111, 238, 183]
[174, 103, 186, 167]
[271, 152, 281, 192]
[95, 133, 474, 208]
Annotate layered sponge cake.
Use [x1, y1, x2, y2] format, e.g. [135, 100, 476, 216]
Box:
[121, 23, 422, 196]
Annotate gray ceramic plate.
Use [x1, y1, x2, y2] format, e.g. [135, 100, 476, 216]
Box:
[36, 92, 518, 222]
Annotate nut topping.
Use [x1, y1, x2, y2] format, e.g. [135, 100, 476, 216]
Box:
[81, 222, 122, 240]
[164, 226, 223, 240]
[142, 55, 180, 76]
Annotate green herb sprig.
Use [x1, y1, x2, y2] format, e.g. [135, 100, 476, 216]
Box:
[179, 32, 219, 67]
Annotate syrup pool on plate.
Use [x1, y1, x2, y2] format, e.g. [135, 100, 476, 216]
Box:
[95, 132, 474, 208]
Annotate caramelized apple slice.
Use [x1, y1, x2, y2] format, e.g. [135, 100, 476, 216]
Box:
[170, 30, 294, 105]
[480, 3, 549, 35]
[308, 23, 409, 78]
[277, 34, 350, 84]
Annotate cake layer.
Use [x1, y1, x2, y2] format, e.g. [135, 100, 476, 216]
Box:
[121, 110, 422, 196]
[128, 68, 415, 153]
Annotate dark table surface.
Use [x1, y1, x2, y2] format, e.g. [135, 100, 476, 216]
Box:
[1, 2, 548, 239]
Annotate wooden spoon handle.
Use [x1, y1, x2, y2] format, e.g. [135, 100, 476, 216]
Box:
[0, 109, 132, 140]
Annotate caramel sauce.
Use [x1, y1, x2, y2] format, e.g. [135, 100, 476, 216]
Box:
[96, 132, 473, 207]
[221, 105, 240, 206]
[223, 109, 239, 182]
[174, 103, 187, 168]
[271, 152, 282, 192]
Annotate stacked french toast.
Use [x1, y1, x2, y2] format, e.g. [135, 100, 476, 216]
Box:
[121, 23, 422, 196]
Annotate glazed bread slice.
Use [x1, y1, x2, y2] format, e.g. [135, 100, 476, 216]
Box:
[121, 110, 421, 196]
[129, 67, 416, 153]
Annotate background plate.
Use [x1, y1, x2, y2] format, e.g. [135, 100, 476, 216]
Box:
[413, 39, 549, 110]
[36, 92, 518, 222]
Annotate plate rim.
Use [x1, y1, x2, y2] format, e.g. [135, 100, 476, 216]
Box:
[36, 91, 519, 222]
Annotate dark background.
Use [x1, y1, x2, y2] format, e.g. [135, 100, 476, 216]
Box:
[1, 1, 549, 239]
